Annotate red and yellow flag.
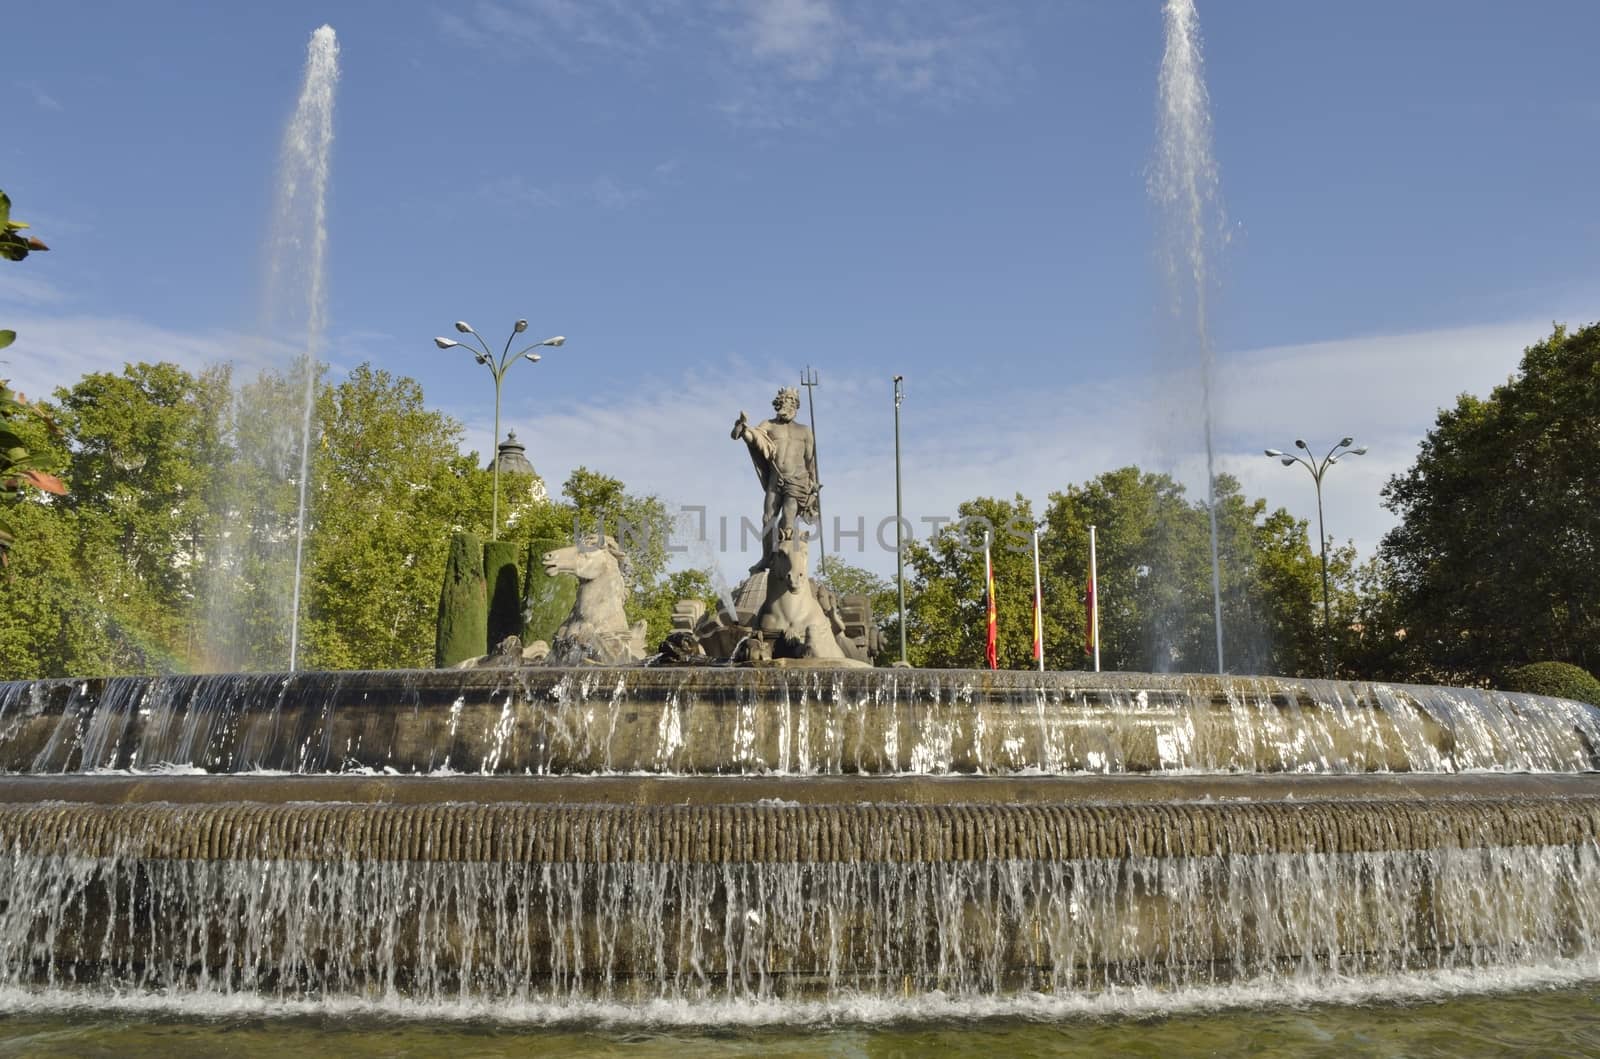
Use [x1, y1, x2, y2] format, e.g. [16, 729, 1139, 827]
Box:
[1031, 529, 1044, 669]
[984, 534, 998, 670]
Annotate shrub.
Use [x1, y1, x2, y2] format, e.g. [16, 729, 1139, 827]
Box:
[434, 531, 487, 667]
[1500, 661, 1600, 706]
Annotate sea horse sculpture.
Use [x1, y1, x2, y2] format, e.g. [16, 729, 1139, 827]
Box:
[752, 535, 846, 660]
[542, 537, 648, 664]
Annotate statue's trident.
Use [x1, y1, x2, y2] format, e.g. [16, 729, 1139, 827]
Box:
[800, 366, 824, 568]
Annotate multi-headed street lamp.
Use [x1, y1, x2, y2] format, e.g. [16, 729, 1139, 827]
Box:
[1264, 437, 1368, 678]
[435, 320, 565, 540]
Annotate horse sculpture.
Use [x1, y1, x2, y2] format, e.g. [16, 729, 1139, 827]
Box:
[752, 536, 847, 659]
[542, 537, 648, 664]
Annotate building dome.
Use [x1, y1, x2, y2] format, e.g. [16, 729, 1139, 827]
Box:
[487, 430, 535, 476]
[487, 430, 548, 504]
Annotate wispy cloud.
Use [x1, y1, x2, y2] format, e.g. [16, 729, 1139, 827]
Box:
[435, 0, 668, 65]
[473, 317, 1572, 583]
[476, 172, 653, 212]
[0, 271, 68, 306]
[17, 80, 62, 112]
[588, 175, 650, 210]
[0, 308, 300, 405]
[734, 0, 839, 81]
[435, 0, 1022, 129]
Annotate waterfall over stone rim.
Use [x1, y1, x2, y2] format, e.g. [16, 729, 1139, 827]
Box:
[1, 669, 1595, 776]
[2, 666, 1598, 1014]
[1, 775, 1599, 1006]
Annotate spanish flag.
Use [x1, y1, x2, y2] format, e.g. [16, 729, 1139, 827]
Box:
[984, 531, 998, 670]
[1031, 528, 1044, 670]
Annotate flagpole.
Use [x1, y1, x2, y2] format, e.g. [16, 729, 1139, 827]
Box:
[984, 529, 997, 671]
[1089, 524, 1101, 673]
[1032, 527, 1044, 672]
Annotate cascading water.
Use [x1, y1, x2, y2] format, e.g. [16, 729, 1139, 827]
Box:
[3, 669, 1599, 777]
[0, 779, 1598, 1008]
[0, 665, 1597, 1015]
[1153, 0, 1227, 672]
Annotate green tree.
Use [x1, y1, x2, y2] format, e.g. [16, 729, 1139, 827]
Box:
[894, 470, 1329, 675]
[631, 567, 721, 650]
[1381, 322, 1600, 683]
[1500, 661, 1600, 706]
[1042, 468, 1206, 672]
[298, 363, 494, 670]
[900, 495, 1042, 669]
[49, 362, 230, 671]
[0, 400, 106, 678]
[1041, 469, 1333, 676]
[817, 555, 898, 662]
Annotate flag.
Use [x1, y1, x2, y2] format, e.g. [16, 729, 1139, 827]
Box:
[984, 532, 998, 670]
[1031, 529, 1044, 670]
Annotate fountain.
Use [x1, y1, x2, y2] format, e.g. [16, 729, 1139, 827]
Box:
[0, 384, 1598, 1016]
[1, 8, 1596, 1033]
[0, 668, 1598, 1009]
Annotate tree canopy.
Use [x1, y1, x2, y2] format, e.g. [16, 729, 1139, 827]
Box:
[894, 472, 1336, 675]
[1380, 322, 1600, 683]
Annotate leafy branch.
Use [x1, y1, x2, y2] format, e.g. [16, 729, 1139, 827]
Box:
[0, 188, 64, 564]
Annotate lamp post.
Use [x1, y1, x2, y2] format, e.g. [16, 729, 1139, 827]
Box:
[893, 375, 907, 665]
[1264, 437, 1367, 678]
[435, 320, 565, 541]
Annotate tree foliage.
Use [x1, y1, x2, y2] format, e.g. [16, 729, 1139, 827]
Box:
[897, 471, 1335, 675]
[0, 354, 716, 676]
[298, 363, 488, 670]
[11, 322, 1591, 684]
[0, 188, 62, 564]
[1381, 322, 1600, 683]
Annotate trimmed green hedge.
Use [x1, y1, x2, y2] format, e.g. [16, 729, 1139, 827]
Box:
[435, 531, 487, 667]
[483, 540, 523, 649]
[1500, 661, 1600, 706]
[521, 537, 577, 645]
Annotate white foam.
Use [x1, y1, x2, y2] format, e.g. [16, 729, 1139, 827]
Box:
[0, 961, 1595, 1030]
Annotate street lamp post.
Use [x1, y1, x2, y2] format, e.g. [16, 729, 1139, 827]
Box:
[435, 320, 565, 540]
[893, 375, 907, 666]
[1264, 437, 1368, 679]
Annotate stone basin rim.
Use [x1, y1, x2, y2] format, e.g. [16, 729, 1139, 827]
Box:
[4, 666, 1559, 700]
[4, 771, 1599, 807]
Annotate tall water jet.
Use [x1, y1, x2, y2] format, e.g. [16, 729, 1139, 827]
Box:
[201, 26, 338, 673]
[1153, 0, 1226, 671]
[274, 26, 338, 672]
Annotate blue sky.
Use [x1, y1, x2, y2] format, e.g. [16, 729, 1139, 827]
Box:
[3, 0, 1597, 581]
